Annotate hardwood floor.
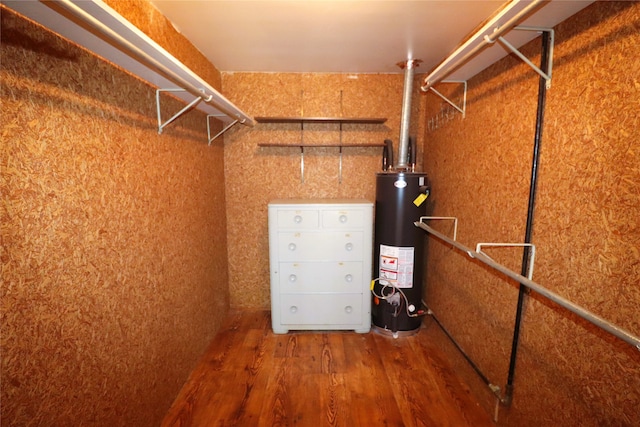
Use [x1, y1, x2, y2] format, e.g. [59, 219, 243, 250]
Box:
[161, 310, 493, 427]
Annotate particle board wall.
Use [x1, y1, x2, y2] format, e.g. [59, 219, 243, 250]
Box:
[421, 2, 639, 426]
[222, 72, 426, 309]
[1, 3, 229, 426]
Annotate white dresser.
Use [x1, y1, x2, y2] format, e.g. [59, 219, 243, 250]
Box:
[268, 199, 373, 334]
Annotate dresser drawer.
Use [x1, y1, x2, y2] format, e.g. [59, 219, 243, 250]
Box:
[277, 209, 319, 229]
[321, 209, 365, 229]
[276, 232, 364, 262]
[279, 262, 363, 293]
[279, 294, 363, 325]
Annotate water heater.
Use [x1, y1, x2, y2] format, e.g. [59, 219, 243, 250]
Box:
[372, 172, 428, 335]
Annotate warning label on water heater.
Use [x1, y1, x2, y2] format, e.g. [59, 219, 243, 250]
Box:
[379, 244, 414, 288]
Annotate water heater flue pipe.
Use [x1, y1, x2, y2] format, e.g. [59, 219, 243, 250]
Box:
[397, 59, 420, 169]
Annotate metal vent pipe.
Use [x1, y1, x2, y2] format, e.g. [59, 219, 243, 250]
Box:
[397, 59, 419, 169]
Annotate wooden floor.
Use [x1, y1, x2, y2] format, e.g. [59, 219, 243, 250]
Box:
[162, 310, 493, 427]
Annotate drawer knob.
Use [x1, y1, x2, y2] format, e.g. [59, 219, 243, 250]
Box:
[339, 214, 348, 223]
[288, 243, 297, 251]
[290, 306, 298, 313]
[289, 274, 297, 282]
[345, 274, 353, 283]
[345, 242, 353, 251]
[345, 306, 353, 314]
[294, 215, 303, 224]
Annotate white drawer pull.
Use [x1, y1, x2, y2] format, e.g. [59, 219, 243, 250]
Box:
[345, 306, 353, 314]
[288, 243, 297, 251]
[289, 274, 297, 282]
[339, 214, 348, 223]
[290, 306, 298, 313]
[345, 274, 353, 283]
[294, 215, 303, 224]
[345, 242, 353, 251]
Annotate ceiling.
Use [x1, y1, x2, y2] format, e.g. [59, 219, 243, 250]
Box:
[149, 0, 594, 79]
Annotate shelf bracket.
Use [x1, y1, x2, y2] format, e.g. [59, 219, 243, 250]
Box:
[156, 88, 241, 144]
[156, 88, 203, 134]
[338, 146, 343, 184]
[339, 122, 343, 184]
[207, 117, 238, 145]
[428, 80, 467, 118]
[492, 27, 554, 89]
[300, 146, 305, 184]
[300, 122, 305, 183]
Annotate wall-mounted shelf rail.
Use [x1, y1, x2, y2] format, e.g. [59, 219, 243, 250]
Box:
[421, 0, 562, 124]
[421, 0, 546, 92]
[415, 218, 640, 350]
[256, 117, 387, 183]
[257, 143, 385, 184]
[416, 215, 640, 419]
[255, 117, 387, 124]
[258, 143, 385, 148]
[4, 0, 254, 143]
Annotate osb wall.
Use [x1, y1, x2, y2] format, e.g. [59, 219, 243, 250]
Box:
[222, 72, 426, 308]
[1, 2, 229, 425]
[421, 2, 639, 426]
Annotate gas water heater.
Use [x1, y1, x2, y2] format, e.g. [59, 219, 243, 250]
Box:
[372, 172, 428, 335]
[372, 59, 429, 336]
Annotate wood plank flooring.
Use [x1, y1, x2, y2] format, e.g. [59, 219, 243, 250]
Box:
[161, 310, 493, 427]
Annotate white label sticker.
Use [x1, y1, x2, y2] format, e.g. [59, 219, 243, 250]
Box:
[379, 244, 414, 288]
[394, 180, 407, 188]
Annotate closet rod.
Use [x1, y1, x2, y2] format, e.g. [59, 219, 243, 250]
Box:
[421, 0, 545, 92]
[414, 220, 640, 351]
[47, 0, 254, 126]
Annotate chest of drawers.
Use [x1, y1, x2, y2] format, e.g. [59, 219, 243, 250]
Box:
[268, 199, 373, 333]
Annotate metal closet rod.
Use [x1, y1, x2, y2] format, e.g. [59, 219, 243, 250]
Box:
[414, 220, 640, 351]
[421, 0, 545, 92]
[51, 0, 253, 126]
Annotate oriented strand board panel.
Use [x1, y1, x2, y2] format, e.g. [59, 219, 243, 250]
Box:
[421, 2, 639, 426]
[1, 3, 229, 426]
[222, 72, 426, 309]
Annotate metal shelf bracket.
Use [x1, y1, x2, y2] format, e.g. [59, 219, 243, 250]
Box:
[300, 146, 305, 184]
[156, 89, 241, 144]
[428, 81, 467, 118]
[491, 27, 554, 89]
[419, 216, 459, 241]
[300, 122, 305, 183]
[156, 88, 202, 134]
[339, 123, 343, 184]
[207, 117, 238, 145]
